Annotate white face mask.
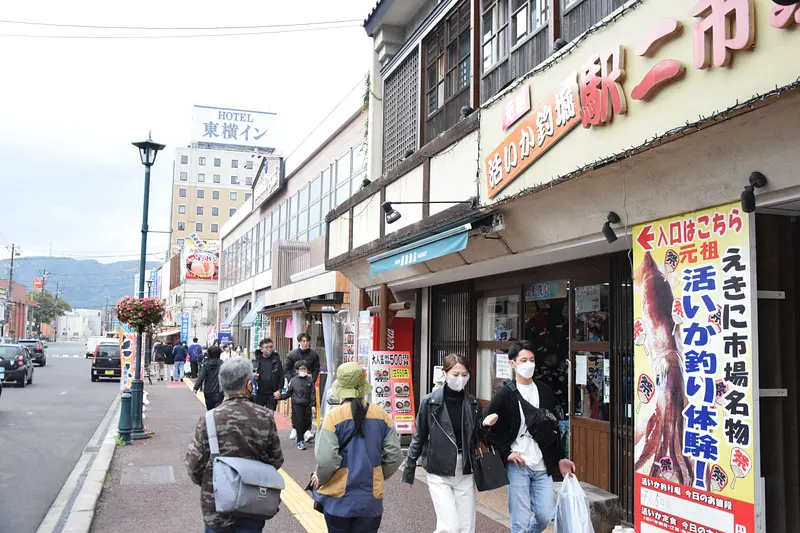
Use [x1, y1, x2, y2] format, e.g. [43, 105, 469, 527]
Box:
[515, 361, 536, 379]
[446, 375, 469, 392]
[298, 371, 308, 378]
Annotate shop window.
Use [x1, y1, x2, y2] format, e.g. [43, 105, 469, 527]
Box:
[573, 283, 610, 342]
[477, 293, 520, 341]
[573, 352, 610, 422]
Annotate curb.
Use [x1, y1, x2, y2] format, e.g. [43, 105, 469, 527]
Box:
[36, 393, 121, 533]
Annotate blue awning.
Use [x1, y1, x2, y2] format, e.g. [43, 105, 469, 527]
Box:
[221, 298, 249, 328]
[241, 295, 266, 329]
[368, 223, 471, 276]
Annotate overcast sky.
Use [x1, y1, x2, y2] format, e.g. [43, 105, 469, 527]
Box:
[0, 0, 375, 264]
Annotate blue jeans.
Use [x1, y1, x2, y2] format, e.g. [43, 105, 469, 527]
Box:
[507, 463, 555, 533]
[323, 513, 382, 533]
[174, 361, 185, 380]
[203, 517, 264, 533]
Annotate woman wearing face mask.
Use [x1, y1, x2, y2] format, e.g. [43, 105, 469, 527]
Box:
[402, 354, 482, 533]
[482, 341, 575, 533]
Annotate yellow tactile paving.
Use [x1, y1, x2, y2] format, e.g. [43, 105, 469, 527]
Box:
[182, 377, 327, 532]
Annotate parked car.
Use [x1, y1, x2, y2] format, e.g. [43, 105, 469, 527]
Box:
[0, 344, 34, 387]
[0, 337, 13, 344]
[18, 339, 47, 366]
[91, 342, 121, 382]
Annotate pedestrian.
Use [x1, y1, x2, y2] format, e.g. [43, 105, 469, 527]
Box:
[164, 341, 175, 381]
[482, 341, 575, 533]
[153, 340, 166, 382]
[193, 345, 225, 410]
[173, 341, 189, 381]
[189, 337, 203, 379]
[186, 356, 284, 533]
[235, 344, 244, 357]
[254, 338, 283, 411]
[403, 354, 483, 533]
[221, 343, 232, 362]
[311, 362, 403, 533]
[284, 333, 321, 442]
[275, 361, 314, 450]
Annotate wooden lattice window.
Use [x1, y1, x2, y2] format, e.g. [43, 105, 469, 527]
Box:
[424, 0, 471, 117]
[382, 50, 419, 173]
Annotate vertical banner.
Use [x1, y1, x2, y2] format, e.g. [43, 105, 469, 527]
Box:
[633, 202, 755, 533]
[180, 311, 190, 343]
[119, 326, 137, 391]
[369, 351, 416, 435]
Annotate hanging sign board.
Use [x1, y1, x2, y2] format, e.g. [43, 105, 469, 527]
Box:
[369, 351, 416, 435]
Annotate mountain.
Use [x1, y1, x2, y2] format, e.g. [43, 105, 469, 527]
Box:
[0, 257, 160, 309]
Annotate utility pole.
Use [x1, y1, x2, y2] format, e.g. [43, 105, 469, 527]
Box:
[5, 244, 17, 339]
[103, 295, 110, 333]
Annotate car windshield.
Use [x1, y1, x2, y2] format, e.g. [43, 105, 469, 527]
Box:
[0, 346, 20, 357]
[18, 340, 38, 346]
[97, 345, 120, 357]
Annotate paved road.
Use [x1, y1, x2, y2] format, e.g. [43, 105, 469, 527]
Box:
[0, 342, 119, 533]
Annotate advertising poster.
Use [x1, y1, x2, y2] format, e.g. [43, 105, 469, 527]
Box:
[343, 323, 356, 363]
[118, 326, 137, 392]
[370, 351, 416, 435]
[184, 234, 220, 281]
[633, 202, 756, 533]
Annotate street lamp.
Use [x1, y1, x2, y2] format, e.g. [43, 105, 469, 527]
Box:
[128, 133, 165, 440]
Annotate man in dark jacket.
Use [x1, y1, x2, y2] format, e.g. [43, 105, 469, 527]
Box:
[153, 341, 166, 381]
[483, 341, 575, 533]
[254, 338, 283, 411]
[188, 338, 203, 379]
[193, 345, 224, 410]
[164, 342, 175, 381]
[284, 333, 321, 381]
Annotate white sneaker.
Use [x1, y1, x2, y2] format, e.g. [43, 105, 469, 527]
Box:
[289, 428, 297, 440]
[304, 430, 314, 442]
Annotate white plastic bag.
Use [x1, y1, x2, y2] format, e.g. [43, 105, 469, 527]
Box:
[553, 476, 594, 533]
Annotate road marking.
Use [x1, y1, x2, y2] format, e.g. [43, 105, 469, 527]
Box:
[182, 378, 326, 533]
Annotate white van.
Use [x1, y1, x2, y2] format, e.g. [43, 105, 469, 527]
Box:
[86, 336, 107, 358]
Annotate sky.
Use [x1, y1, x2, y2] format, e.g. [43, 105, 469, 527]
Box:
[0, 0, 376, 265]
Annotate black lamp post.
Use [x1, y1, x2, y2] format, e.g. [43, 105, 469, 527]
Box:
[129, 133, 165, 440]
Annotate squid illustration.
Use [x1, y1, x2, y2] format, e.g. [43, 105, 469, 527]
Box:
[633, 252, 694, 486]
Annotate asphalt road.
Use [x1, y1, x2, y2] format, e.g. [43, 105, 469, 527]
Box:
[0, 341, 119, 533]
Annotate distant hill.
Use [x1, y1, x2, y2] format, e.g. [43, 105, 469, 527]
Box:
[0, 257, 160, 309]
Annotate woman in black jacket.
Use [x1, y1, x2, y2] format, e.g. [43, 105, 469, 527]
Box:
[403, 354, 482, 533]
[193, 345, 224, 410]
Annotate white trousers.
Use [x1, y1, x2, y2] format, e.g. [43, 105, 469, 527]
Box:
[426, 454, 477, 533]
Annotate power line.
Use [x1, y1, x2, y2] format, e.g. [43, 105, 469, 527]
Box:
[0, 17, 362, 31]
[0, 23, 361, 39]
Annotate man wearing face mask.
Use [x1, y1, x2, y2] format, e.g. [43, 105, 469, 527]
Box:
[483, 341, 575, 533]
[402, 354, 483, 533]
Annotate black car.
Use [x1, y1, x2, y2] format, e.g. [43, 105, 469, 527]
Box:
[0, 344, 35, 388]
[18, 339, 47, 366]
[91, 342, 121, 382]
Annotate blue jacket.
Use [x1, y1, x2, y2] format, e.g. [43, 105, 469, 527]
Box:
[173, 344, 188, 363]
[313, 402, 403, 518]
[188, 343, 203, 362]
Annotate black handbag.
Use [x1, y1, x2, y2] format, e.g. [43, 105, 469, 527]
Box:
[472, 444, 509, 492]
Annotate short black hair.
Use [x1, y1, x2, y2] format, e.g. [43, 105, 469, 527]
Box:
[508, 340, 535, 361]
[294, 360, 308, 371]
[207, 346, 222, 359]
[260, 338, 273, 346]
[297, 333, 311, 342]
[193, 337, 198, 343]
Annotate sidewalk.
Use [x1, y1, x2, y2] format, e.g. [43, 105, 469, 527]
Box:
[90, 378, 513, 533]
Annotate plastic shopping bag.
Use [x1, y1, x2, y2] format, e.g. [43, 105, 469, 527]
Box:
[553, 475, 594, 533]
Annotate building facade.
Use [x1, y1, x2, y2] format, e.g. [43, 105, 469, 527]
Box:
[0, 280, 31, 340]
[57, 308, 102, 339]
[325, 0, 800, 531]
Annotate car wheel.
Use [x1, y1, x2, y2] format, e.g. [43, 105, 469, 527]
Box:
[91, 374, 98, 382]
[18, 376, 26, 388]
[27, 371, 33, 385]
[42, 358, 46, 367]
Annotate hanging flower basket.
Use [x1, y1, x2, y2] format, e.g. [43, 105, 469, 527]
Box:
[115, 296, 166, 333]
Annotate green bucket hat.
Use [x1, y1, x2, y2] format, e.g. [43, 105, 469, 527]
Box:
[332, 362, 372, 400]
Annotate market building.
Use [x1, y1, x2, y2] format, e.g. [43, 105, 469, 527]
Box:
[216, 83, 366, 364]
[325, 0, 800, 530]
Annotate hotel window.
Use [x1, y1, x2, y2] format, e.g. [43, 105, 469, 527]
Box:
[230, 208, 236, 217]
[177, 221, 185, 231]
[179, 188, 187, 197]
[245, 160, 253, 169]
[212, 207, 219, 216]
[245, 192, 252, 201]
[197, 189, 205, 199]
[179, 172, 188, 181]
[482, 0, 509, 71]
[198, 173, 205, 182]
[177, 238, 185, 248]
[199, 157, 206, 166]
[196, 223, 203, 232]
[231, 159, 238, 168]
[214, 158, 221, 167]
[197, 205, 204, 215]
[211, 223, 219, 233]
[181, 155, 188, 164]
[231, 175, 238, 185]
[230, 191, 238, 201]
[213, 174, 221, 183]
[246, 176, 253, 186]
[213, 190, 220, 200]
[178, 205, 186, 214]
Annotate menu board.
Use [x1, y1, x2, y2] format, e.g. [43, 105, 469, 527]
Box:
[369, 351, 416, 435]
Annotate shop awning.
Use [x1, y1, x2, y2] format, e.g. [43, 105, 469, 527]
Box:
[368, 223, 472, 275]
[155, 328, 181, 338]
[221, 298, 250, 328]
[241, 295, 266, 329]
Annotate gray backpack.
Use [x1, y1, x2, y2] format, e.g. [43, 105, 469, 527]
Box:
[206, 410, 284, 519]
